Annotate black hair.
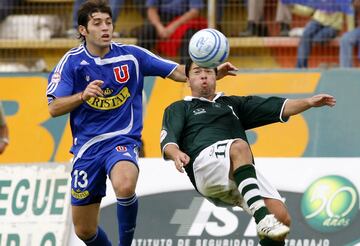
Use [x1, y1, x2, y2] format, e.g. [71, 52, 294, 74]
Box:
[77, 0, 113, 42]
[185, 59, 218, 78]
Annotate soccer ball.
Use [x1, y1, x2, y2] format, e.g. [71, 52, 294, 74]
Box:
[188, 28, 229, 68]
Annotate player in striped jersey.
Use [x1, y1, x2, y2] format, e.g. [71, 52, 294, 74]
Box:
[46, 0, 236, 245]
[160, 60, 336, 245]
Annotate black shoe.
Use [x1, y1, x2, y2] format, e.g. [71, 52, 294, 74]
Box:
[257, 24, 269, 37]
[239, 22, 257, 37]
[279, 23, 290, 37]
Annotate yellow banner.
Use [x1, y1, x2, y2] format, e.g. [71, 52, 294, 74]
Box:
[0, 73, 321, 163]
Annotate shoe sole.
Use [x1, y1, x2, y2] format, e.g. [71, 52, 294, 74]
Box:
[258, 228, 290, 240]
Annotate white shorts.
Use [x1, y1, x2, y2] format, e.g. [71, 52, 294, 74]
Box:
[193, 139, 282, 210]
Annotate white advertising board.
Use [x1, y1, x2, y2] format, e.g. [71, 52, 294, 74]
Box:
[69, 157, 360, 246]
[0, 164, 71, 246]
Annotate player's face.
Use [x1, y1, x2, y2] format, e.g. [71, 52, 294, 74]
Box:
[187, 63, 217, 99]
[79, 12, 113, 54]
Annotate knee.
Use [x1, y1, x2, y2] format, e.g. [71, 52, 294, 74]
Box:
[230, 140, 252, 159]
[112, 179, 136, 197]
[232, 140, 251, 152]
[300, 30, 312, 41]
[74, 223, 97, 241]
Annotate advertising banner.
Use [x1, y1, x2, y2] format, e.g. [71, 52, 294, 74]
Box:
[0, 163, 72, 246]
[1, 159, 359, 245]
[67, 158, 360, 246]
[1, 70, 360, 163]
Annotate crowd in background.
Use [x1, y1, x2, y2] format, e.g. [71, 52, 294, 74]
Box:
[0, 0, 359, 68]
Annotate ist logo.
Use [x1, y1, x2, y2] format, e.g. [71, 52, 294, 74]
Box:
[170, 197, 257, 237]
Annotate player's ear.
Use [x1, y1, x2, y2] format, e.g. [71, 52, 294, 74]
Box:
[78, 25, 87, 36]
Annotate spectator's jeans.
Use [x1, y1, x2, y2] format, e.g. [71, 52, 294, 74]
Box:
[339, 28, 360, 67]
[296, 20, 337, 68]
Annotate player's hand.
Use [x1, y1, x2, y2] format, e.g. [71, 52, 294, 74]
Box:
[173, 152, 190, 173]
[163, 25, 176, 39]
[0, 142, 8, 154]
[217, 62, 238, 80]
[156, 25, 168, 39]
[81, 80, 104, 101]
[309, 94, 336, 107]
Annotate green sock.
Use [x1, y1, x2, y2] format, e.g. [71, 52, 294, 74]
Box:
[234, 164, 269, 223]
[260, 237, 285, 246]
[254, 207, 269, 223]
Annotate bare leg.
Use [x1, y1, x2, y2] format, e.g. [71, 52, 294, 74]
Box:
[72, 203, 101, 240]
[264, 198, 291, 226]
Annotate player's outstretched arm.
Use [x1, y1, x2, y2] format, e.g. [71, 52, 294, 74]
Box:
[168, 65, 187, 82]
[164, 144, 190, 173]
[282, 94, 336, 118]
[49, 80, 104, 117]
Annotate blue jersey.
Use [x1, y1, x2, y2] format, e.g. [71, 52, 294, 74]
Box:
[47, 42, 178, 160]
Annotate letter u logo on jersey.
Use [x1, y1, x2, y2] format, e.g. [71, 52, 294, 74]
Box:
[113, 65, 129, 83]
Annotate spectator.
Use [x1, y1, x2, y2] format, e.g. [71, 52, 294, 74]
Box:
[240, 0, 292, 37]
[277, 0, 293, 36]
[291, 0, 354, 68]
[0, 101, 9, 155]
[66, 0, 144, 38]
[133, 0, 206, 64]
[296, 9, 353, 68]
[339, 0, 360, 67]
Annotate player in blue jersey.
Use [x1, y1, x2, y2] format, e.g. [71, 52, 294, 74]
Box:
[46, 0, 236, 245]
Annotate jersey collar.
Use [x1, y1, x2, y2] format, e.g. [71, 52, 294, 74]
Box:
[184, 92, 224, 102]
[83, 42, 113, 59]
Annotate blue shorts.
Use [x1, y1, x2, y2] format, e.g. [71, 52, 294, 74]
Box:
[70, 144, 139, 206]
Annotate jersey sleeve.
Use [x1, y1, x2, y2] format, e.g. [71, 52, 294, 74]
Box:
[160, 102, 186, 159]
[132, 46, 178, 78]
[46, 55, 75, 104]
[233, 96, 288, 130]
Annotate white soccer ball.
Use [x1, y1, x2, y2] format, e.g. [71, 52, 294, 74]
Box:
[188, 28, 229, 68]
